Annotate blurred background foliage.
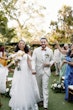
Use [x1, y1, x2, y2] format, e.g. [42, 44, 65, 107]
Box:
[0, 0, 73, 48]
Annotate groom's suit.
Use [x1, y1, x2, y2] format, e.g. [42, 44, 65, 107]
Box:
[32, 46, 54, 108]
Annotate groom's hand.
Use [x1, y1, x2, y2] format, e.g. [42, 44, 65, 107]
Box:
[43, 63, 50, 67]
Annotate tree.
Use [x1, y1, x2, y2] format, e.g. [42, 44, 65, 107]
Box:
[0, 10, 16, 43]
[50, 5, 73, 43]
[0, 0, 47, 42]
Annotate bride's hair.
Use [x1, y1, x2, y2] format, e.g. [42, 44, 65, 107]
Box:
[15, 40, 29, 53]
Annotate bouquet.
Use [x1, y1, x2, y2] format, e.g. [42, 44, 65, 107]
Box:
[7, 50, 25, 71]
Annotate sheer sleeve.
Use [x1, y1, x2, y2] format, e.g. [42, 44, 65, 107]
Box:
[27, 54, 32, 61]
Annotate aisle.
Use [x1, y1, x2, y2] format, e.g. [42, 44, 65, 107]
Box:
[0, 74, 73, 110]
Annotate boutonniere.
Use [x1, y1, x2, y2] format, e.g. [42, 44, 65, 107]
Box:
[45, 54, 49, 58]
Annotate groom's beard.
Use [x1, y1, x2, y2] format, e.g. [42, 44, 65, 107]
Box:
[41, 45, 46, 49]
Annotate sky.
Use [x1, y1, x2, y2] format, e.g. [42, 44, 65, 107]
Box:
[8, 0, 73, 33]
[44, 0, 73, 21]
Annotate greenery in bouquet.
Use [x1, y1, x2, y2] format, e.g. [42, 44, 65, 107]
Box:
[7, 59, 15, 69]
[16, 61, 21, 71]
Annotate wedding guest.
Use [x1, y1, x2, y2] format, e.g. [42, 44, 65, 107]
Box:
[0, 45, 4, 57]
[0, 45, 7, 66]
[9, 40, 39, 110]
[59, 45, 68, 82]
[32, 37, 54, 110]
[0, 45, 8, 107]
[55, 41, 73, 101]
[53, 44, 61, 75]
[0, 65, 8, 92]
[63, 45, 73, 101]
[64, 43, 69, 51]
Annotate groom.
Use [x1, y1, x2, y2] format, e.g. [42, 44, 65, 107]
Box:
[32, 37, 54, 110]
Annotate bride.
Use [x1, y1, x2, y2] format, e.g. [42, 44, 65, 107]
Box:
[9, 40, 40, 110]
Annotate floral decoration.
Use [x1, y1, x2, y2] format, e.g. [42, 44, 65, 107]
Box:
[7, 50, 25, 71]
[51, 81, 65, 93]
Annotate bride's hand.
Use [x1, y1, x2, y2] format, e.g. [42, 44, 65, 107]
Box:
[32, 70, 36, 75]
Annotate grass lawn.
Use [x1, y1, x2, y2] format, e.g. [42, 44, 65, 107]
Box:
[0, 73, 73, 110]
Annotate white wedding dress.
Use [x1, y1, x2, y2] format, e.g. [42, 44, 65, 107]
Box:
[0, 64, 8, 93]
[9, 54, 40, 110]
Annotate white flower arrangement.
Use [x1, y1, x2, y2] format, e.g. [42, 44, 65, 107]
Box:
[51, 81, 65, 93]
[7, 50, 25, 71]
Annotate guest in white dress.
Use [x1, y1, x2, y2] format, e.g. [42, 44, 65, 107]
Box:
[0, 64, 8, 93]
[0, 64, 8, 108]
[0, 45, 8, 107]
[53, 44, 61, 75]
[9, 40, 39, 110]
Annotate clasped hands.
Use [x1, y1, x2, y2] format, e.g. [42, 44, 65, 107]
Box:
[31, 63, 50, 75]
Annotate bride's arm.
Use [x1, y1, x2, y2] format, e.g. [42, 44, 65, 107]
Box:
[27, 55, 32, 71]
[27, 55, 36, 74]
[7, 60, 15, 68]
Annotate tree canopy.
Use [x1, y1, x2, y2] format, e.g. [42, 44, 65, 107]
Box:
[0, 10, 16, 43]
[49, 5, 73, 43]
[0, 1, 73, 44]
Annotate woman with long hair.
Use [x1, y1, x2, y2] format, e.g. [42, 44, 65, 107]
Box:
[9, 40, 39, 110]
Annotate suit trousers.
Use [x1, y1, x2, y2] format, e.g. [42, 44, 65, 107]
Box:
[36, 73, 49, 108]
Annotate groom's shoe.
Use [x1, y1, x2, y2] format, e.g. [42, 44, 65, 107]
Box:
[38, 101, 43, 107]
